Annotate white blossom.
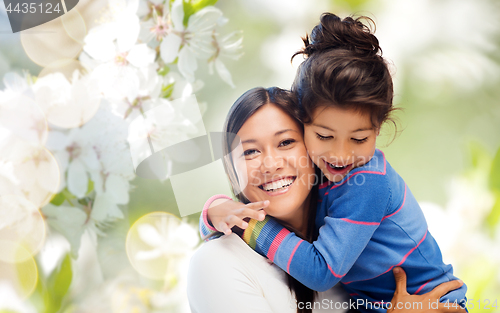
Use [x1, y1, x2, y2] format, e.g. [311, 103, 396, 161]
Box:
[127, 95, 203, 171]
[85, 46, 156, 102]
[82, 0, 156, 102]
[42, 204, 88, 257]
[135, 217, 198, 261]
[84, 0, 141, 63]
[0, 137, 60, 207]
[0, 90, 47, 145]
[0, 72, 31, 100]
[45, 106, 134, 230]
[160, 0, 224, 82]
[1, 1, 241, 303]
[163, 71, 204, 101]
[108, 64, 163, 121]
[33, 71, 101, 129]
[141, 0, 173, 43]
[208, 31, 243, 88]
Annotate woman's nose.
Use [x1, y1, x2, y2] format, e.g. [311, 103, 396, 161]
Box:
[260, 152, 283, 174]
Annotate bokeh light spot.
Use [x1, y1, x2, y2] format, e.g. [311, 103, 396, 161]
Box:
[0, 195, 46, 261]
[38, 59, 86, 82]
[0, 241, 38, 299]
[20, 14, 84, 67]
[0, 145, 60, 208]
[61, 9, 87, 45]
[126, 212, 198, 281]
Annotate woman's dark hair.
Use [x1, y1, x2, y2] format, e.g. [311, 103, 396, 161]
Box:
[222, 86, 319, 313]
[292, 13, 396, 132]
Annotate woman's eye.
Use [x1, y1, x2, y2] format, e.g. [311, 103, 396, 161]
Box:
[279, 139, 296, 147]
[316, 133, 333, 141]
[352, 137, 368, 143]
[243, 149, 258, 156]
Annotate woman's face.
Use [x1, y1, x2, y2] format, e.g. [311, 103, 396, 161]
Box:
[232, 103, 315, 224]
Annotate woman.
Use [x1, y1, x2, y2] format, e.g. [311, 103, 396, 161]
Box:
[186, 87, 464, 313]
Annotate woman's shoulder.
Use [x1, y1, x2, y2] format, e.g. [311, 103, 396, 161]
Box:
[193, 234, 259, 258]
[190, 234, 243, 266]
[189, 234, 277, 275]
[187, 235, 264, 298]
[187, 234, 297, 313]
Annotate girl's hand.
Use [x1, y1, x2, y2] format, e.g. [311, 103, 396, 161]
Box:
[388, 267, 466, 313]
[208, 199, 269, 235]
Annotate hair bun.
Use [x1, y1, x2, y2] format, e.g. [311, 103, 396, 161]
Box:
[297, 13, 381, 59]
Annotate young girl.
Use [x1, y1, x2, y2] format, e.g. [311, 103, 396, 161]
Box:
[200, 13, 467, 312]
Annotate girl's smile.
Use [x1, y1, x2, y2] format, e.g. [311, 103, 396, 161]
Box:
[323, 160, 354, 177]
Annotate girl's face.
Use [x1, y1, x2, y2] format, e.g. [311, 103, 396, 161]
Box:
[232, 104, 315, 224]
[304, 105, 379, 183]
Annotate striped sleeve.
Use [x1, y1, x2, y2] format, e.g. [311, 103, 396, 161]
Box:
[241, 174, 391, 292]
[199, 194, 233, 241]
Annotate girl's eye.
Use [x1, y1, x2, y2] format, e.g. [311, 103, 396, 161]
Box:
[352, 137, 368, 143]
[279, 139, 296, 147]
[316, 133, 333, 141]
[243, 149, 258, 156]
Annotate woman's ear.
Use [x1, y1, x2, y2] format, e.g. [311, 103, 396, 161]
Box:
[375, 128, 380, 136]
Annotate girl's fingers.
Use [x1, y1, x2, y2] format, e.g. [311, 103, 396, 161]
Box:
[246, 200, 270, 210]
[217, 221, 231, 235]
[226, 215, 248, 230]
[392, 267, 410, 296]
[429, 280, 464, 300]
[240, 219, 249, 229]
[239, 208, 266, 221]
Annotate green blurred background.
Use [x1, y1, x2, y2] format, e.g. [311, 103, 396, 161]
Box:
[2, 0, 499, 215]
[130, 0, 500, 219]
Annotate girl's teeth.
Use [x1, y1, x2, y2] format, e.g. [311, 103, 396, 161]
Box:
[328, 163, 348, 169]
[262, 178, 294, 192]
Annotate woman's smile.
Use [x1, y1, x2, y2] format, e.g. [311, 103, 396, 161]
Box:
[258, 175, 297, 195]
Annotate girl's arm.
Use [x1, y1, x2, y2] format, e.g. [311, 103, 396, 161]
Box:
[199, 195, 268, 241]
[199, 195, 232, 241]
[241, 173, 391, 291]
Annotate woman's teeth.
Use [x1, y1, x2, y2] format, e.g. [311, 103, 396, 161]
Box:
[260, 177, 295, 192]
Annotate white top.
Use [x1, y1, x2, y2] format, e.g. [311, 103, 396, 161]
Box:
[187, 234, 349, 313]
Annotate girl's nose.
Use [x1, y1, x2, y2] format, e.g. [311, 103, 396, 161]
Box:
[332, 142, 352, 165]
